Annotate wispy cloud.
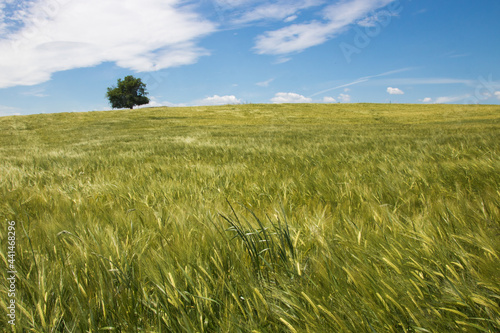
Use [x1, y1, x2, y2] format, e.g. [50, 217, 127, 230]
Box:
[310, 67, 413, 97]
[274, 57, 292, 64]
[0, 105, 22, 117]
[233, 0, 324, 24]
[20, 87, 48, 97]
[413, 8, 428, 15]
[357, 9, 399, 27]
[442, 51, 471, 59]
[254, 0, 396, 55]
[382, 78, 475, 86]
[433, 95, 471, 104]
[256, 78, 274, 87]
[0, 0, 215, 88]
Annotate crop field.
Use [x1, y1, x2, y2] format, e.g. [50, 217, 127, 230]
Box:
[0, 103, 499, 332]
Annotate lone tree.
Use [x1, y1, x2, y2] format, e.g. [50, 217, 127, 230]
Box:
[106, 75, 150, 109]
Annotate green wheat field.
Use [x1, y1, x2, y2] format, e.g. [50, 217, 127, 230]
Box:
[1, 103, 499, 332]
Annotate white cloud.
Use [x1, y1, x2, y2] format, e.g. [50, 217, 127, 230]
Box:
[256, 78, 274, 87]
[125, 95, 188, 108]
[320, 94, 350, 103]
[271, 92, 312, 103]
[254, 0, 396, 55]
[116, 95, 241, 108]
[198, 95, 242, 106]
[434, 95, 470, 104]
[255, 21, 332, 55]
[0, 0, 215, 88]
[495, 91, 500, 100]
[135, 96, 163, 109]
[338, 93, 351, 103]
[387, 87, 404, 95]
[322, 0, 396, 24]
[420, 95, 476, 104]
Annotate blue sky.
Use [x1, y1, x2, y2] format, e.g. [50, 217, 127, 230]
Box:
[1, 0, 500, 116]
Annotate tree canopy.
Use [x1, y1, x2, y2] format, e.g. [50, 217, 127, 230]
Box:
[106, 75, 150, 109]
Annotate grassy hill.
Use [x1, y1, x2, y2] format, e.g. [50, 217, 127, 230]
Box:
[1, 103, 499, 332]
